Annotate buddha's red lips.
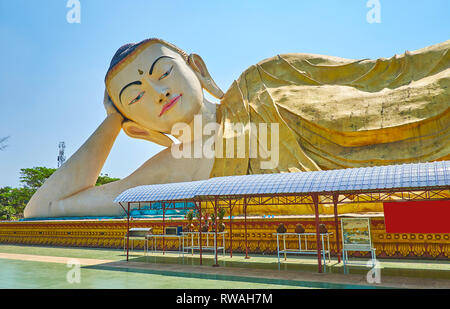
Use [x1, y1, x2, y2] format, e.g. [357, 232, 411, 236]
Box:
[159, 94, 182, 117]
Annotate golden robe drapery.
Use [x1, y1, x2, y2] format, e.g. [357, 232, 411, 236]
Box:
[210, 40, 450, 215]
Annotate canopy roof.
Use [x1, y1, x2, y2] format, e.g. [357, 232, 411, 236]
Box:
[114, 161, 450, 203]
[114, 180, 206, 203]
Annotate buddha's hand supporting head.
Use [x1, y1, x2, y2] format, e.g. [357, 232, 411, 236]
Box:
[103, 89, 124, 119]
[104, 38, 224, 147]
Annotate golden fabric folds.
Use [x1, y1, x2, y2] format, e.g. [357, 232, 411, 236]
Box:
[211, 40, 449, 176]
[210, 41, 450, 215]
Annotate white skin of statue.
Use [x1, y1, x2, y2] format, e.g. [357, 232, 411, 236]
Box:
[24, 43, 221, 218]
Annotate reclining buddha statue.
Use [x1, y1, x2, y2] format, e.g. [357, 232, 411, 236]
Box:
[24, 38, 449, 218]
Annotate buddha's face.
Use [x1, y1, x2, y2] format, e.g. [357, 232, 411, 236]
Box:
[106, 43, 203, 133]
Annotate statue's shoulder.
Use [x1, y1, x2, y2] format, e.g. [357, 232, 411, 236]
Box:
[231, 53, 363, 86]
[244, 40, 449, 74]
[225, 52, 363, 94]
[232, 53, 364, 84]
[256, 53, 360, 68]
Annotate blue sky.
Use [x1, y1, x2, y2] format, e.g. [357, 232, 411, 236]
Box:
[0, 0, 449, 187]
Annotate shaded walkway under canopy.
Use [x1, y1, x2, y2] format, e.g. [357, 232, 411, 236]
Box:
[115, 161, 450, 273]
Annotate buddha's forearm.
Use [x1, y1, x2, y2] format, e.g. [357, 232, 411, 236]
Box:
[24, 113, 122, 217]
[59, 113, 123, 190]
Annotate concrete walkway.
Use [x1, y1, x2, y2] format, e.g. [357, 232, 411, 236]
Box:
[0, 252, 113, 266]
[95, 256, 450, 289]
[1, 245, 449, 289]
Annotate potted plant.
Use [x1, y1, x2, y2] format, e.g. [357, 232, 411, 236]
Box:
[295, 223, 305, 234]
[276, 223, 287, 234]
[183, 209, 194, 232]
[319, 224, 328, 234]
[201, 213, 209, 232]
[210, 212, 216, 232]
[218, 207, 226, 232]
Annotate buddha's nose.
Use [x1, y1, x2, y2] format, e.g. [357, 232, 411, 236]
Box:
[158, 90, 171, 104]
[142, 77, 170, 103]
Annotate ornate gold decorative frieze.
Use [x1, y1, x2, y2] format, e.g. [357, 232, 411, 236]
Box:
[0, 217, 449, 259]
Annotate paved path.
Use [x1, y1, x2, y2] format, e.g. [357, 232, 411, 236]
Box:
[101, 259, 450, 289]
[2, 251, 449, 289]
[0, 252, 113, 266]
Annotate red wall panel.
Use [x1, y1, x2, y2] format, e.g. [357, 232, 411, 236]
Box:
[383, 200, 450, 233]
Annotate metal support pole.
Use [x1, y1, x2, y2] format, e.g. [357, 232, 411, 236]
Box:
[333, 193, 341, 263]
[162, 202, 165, 255]
[126, 202, 130, 261]
[198, 201, 203, 265]
[229, 199, 233, 258]
[213, 197, 219, 267]
[244, 196, 250, 259]
[312, 194, 322, 273]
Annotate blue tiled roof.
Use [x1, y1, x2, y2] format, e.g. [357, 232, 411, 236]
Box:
[114, 180, 206, 203]
[114, 161, 450, 203]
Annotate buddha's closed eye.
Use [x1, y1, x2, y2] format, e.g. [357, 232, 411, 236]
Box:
[159, 66, 173, 81]
[129, 91, 145, 105]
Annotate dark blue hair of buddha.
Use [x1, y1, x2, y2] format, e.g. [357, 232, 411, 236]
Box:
[105, 41, 144, 82]
[108, 43, 139, 73]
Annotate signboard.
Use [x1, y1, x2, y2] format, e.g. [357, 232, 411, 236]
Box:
[341, 218, 372, 250]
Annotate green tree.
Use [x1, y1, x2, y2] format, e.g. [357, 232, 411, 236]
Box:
[10, 187, 35, 214]
[0, 188, 15, 220]
[0, 186, 34, 220]
[0, 187, 13, 205]
[0, 205, 16, 220]
[0, 188, 17, 220]
[96, 173, 120, 186]
[20, 167, 57, 191]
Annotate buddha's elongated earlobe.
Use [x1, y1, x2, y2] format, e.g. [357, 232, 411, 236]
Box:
[122, 120, 173, 147]
[188, 53, 224, 99]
